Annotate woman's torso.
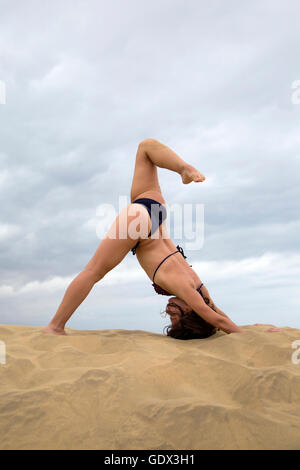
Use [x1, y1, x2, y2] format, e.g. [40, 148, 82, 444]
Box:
[131, 190, 201, 293]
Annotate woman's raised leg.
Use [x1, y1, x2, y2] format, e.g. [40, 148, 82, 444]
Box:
[130, 138, 206, 202]
[141, 139, 206, 183]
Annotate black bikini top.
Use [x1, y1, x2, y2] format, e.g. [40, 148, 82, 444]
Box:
[152, 281, 204, 297]
[152, 245, 201, 297]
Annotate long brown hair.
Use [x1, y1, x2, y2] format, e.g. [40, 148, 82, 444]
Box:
[162, 304, 217, 340]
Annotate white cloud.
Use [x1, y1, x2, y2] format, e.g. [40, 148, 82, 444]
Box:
[0, 285, 14, 296]
[0, 252, 298, 298]
[0, 0, 299, 330]
[0, 169, 10, 186]
[0, 224, 21, 240]
[0, 275, 73, 297]
[193, 251, 300, 287]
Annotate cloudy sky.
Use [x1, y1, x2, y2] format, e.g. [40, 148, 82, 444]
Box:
[0, 0, 299, 334]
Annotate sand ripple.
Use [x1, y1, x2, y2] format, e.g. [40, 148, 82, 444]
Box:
[0, 324, 300, 449]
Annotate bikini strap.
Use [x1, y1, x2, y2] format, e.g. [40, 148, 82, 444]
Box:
[131, 241, 139, 255]
[197, 283, 204, 299]
[176, 244, 192, 266]
[152, 249, 180, 282]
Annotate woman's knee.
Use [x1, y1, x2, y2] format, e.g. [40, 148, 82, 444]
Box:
[139, 138, 158, 149]
[83, 266, 106, 284]
[83, 255, 108, 283]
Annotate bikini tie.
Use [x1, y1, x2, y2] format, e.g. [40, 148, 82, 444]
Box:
[176, 245, 192, 267]
[176, 245, 187, 259]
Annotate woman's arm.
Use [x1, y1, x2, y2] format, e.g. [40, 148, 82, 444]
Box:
[199, 284, 231, 320]
[180, 286, 244, 334]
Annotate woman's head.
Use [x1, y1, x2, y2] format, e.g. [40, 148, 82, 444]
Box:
[162, 296, 217, 340]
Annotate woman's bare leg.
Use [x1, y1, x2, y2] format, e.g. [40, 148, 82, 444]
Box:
[43, 270, 100, 335]
[130, 138, 206, 202]
[141, 138, 206, 184]
[43, 204, 150, 335]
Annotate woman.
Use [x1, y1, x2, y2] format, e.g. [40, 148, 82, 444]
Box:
[43, 138, 244, 337]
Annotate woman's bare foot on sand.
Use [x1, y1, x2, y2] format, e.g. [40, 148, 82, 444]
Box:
[42, 325, 67, 336]
[181, 164, 206, 184]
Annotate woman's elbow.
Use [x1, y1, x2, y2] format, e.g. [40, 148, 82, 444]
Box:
[193, 304, 222, 329]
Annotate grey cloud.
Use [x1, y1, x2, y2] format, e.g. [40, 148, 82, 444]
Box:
[0, 0, 299, 331]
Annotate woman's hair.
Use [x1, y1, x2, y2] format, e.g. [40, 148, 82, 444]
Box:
[161, 304, 217, 340]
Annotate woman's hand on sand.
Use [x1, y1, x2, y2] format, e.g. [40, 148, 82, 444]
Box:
[254, 323, 282, 332]
[265, 327, 282, 332]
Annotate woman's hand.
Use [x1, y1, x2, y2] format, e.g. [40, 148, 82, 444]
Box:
[253, 323, 282, 332]
[265, 327, 282, 332]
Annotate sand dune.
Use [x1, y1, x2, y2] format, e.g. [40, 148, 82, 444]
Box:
[0, 323, 300, 450]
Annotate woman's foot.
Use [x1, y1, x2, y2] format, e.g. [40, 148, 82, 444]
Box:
[42, 324, 67, 336]
[181, 164, 206, 184]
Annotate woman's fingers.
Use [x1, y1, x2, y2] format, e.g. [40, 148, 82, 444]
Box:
[265, 327, 282, 332]
[253, 324, 282, 332]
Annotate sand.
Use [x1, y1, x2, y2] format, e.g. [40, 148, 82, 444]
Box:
[0, 323, 300, 450]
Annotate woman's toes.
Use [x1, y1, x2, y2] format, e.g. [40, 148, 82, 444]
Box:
[195, 173, 205, 182]
[181, 165, 206, 184]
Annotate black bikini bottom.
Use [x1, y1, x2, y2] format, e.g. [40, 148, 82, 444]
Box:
[130, 197, 167, 255]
